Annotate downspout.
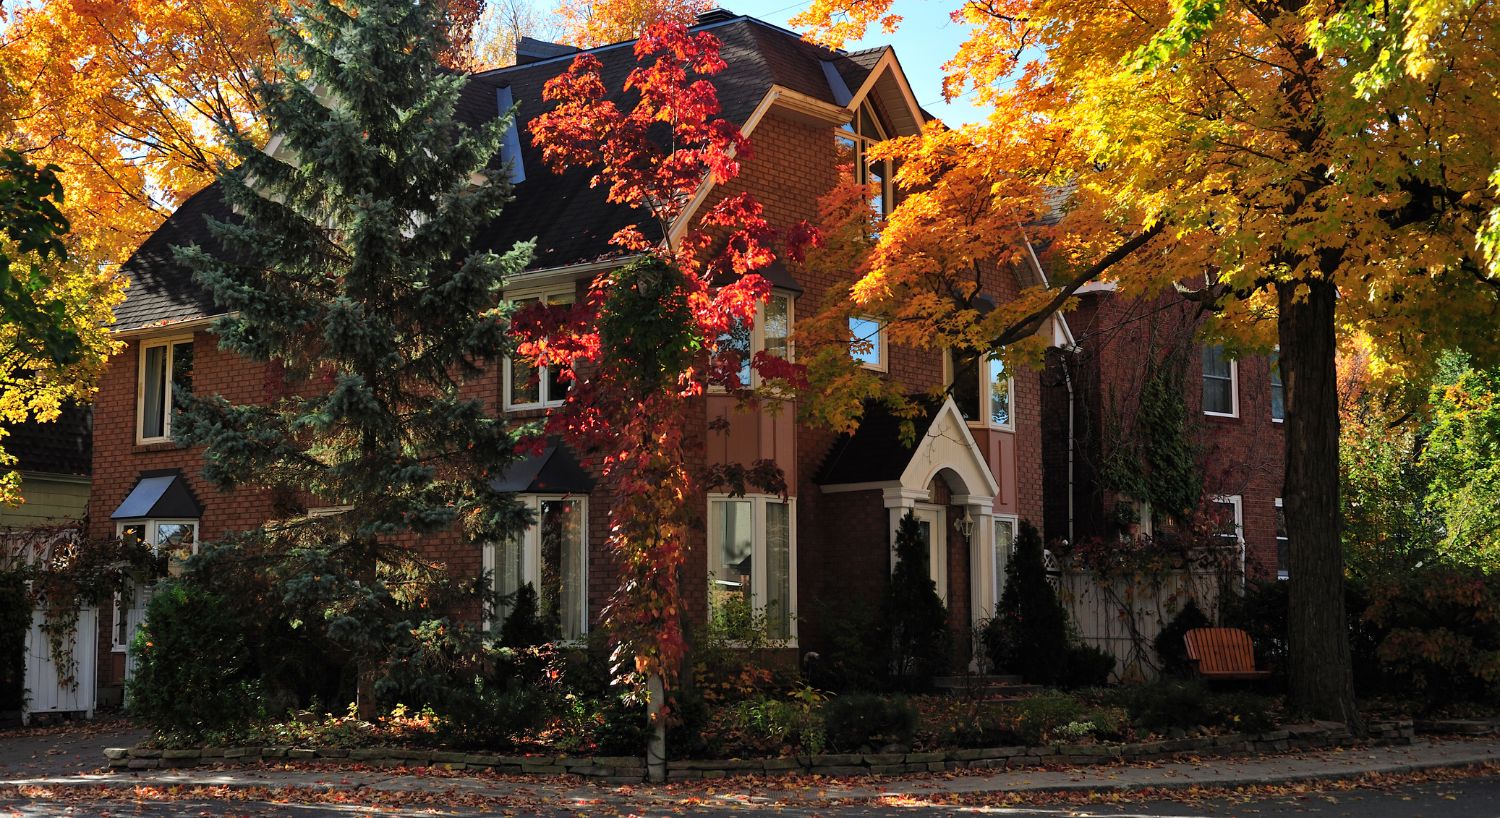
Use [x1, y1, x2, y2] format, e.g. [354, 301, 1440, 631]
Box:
[1062, 348, 1077, 545]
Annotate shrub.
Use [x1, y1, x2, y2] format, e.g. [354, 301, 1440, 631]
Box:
[1154, 600, 1212, 678]
[823, 693, 918, 751]
[433, 678, 545, 749]
[1364, 566, 1500, 706]
[1063, 644, 1116, 689]
[730, 687, 827, 755]
[883, 512, 950, 690]
[1106, 679, 1211, 732]
[499, 583, 549, 648]
[128, 581, 265, 738]
[987, 522, 1069, 685]
[805, 597, 888, 693]
[1007, 692, 1087, 744]
[0, 572, 29, 712]
[1207, 690, 1277, 733]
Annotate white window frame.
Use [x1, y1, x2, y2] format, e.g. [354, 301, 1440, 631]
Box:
[944, 349, 1016, 431]
[482, 494, 589, 641]
[1211, 494, 1246, 579]
[707, 494, 798, 643]
[713, 291, 796, 390]
[1274, 498, 1289, 580]
[1269, 348, 1285, 423]
[837, 100, 896, 219]
[1202, 346, 1240, 418]
[111, 519, 200, 652]
[502, 285, 577, 411]
[849, 315, 888, 372]
[135, 336, 194, 445]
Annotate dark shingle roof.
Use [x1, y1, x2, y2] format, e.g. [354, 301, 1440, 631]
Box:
[4, 403, 92, 477]
[814, 398, 940, 485]
[115, 17, 870, 331]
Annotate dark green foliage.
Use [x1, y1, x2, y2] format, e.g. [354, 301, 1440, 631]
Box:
[1098, 346, 1202, 527]
[128, 582, 265, 737]
[823, 693, 917, 751]
[1221, 580, 1383, 695]
[431, 678, 546, 749]
[166, 0, 534, 721]
[882, 511, 950, 690]
[0, 149, 80, 364]
[986, 521, 1069, 685]
[1155, 600, 1213, 678]
[1364, 566, 1500, 707]
[804, 597, 888, 692]
[0, 572, 29, 712]
[597, 257, 701, 396]
[1063, 644, 1117, 689]
[1104, 679, 1277, 734]
[499, 583, 548, 648]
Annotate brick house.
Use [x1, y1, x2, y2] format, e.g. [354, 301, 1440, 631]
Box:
[1041, 284, 1288, 580]
[92, 11, 1065, 701]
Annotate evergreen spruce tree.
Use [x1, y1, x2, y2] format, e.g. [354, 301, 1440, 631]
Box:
[882, 511, 950, 689]
[988, 521, 1069, 684]
[172, 0, 534, 708]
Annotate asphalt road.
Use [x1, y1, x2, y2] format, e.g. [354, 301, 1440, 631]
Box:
[6, 775, 1500, 817]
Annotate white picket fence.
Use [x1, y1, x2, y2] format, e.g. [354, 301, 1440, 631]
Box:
[1056, 568, 1223, 683]
[21, 606, 97, 724]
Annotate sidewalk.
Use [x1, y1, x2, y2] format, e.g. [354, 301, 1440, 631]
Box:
[4, 737, 1499, 808]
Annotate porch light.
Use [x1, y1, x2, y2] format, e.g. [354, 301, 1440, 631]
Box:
[956, 506, 976, 543]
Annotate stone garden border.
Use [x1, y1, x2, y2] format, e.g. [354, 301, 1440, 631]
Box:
[103, 720, 1414, 782]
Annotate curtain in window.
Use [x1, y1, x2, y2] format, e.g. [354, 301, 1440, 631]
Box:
[493, 532, 525, 624]
[142, 345, 167, 438]
[764, 502, 791, 639]
[710, 500, 754, 630]
[993, 519, 1015, 603]
[763, 296, 790, 361]
[540, 499, 585, 640]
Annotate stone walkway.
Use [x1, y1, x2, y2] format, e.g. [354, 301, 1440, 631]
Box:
[3, 735, 1499, 807]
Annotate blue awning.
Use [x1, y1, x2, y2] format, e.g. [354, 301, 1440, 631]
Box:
[111, 470, 203, 519]
[490, 441, 595, 494]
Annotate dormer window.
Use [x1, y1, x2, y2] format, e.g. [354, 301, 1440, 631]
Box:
[836, 101, 895, 218]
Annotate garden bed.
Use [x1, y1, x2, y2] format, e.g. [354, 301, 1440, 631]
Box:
[103, 719, 1415, 781]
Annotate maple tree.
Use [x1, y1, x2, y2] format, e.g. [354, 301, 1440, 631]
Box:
[793, 0, 1500, 725]
[552, 0, 712, 48]
[526, 19, 808, 777]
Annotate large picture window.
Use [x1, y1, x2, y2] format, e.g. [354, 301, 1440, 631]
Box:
[486, 496, 587, 641]
[137, 338, 193, 443]
[504, 287, 576, 410]
[708, 495, 795, 641]
[715, 292, 793, 389]
[1202, 345, 1238, 417]
[948, 349, 1013, 429]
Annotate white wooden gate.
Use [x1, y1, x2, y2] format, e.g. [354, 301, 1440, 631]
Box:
[21, 606, 97, 724]
[1057, 568, 1222, 683]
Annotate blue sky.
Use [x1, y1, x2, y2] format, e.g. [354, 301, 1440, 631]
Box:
[724, 0, 988, 126]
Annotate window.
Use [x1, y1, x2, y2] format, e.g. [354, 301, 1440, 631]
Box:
[948, 350, 1014, 429]
[715, 292, 794, 389]
[485, 496, 588, 641]
[504, 287, 576, 410]
[835, 101, 897, 219]
[849, 316, 886, 371]
[137, 337, 193, 443]
[1269, 351, 1285, 422]
[112, 519, 199, 651]
[993, 516, 1017, 605]
[1275, 498, 1289, 580]
[1210, 495, 1243, 545]
[1202, 345, 1238, 417]
[708, 495, 795, 640]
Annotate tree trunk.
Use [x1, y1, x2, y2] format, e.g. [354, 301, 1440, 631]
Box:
[1277, 277, 1362, 731]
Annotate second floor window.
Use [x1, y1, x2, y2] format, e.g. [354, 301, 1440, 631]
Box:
[1202, 345, 1238, 417]
[949, 349, 1013, 429]
[504, 287, 576, 410]
[138, 338, 193, 444]
[716, 292, 793, 389]
[1270, 351, 1285, 421]
[849, 316, 886, 371]
[836, 101, 896, 219]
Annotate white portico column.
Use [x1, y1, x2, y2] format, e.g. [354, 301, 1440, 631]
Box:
[954, 494, 996, 672]
[882, 485, 930, 569]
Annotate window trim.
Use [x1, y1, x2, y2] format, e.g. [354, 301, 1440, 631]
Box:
[135, 335, 194, 445]
[1269, 349, 1285, 423]
[706, 493, 799, 643]
[111, 518, 200, 652]
[482, 494, 590, 641]
[944, 349, 1015, 431]
[1202, 346, 1240, 418]
[849, 315, 888, 372]
[502, 285, 577, 411]
[1211, 493, 1246, 579]
[713, 290, 796, 391]
[1274, 498, 1289, 580]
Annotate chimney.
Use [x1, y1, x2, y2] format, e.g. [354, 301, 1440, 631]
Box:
[515, 36, 579, 66]
[695, 8, 739, 25]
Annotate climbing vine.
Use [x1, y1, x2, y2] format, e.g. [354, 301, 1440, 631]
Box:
[1097, 343, 1203, 528]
